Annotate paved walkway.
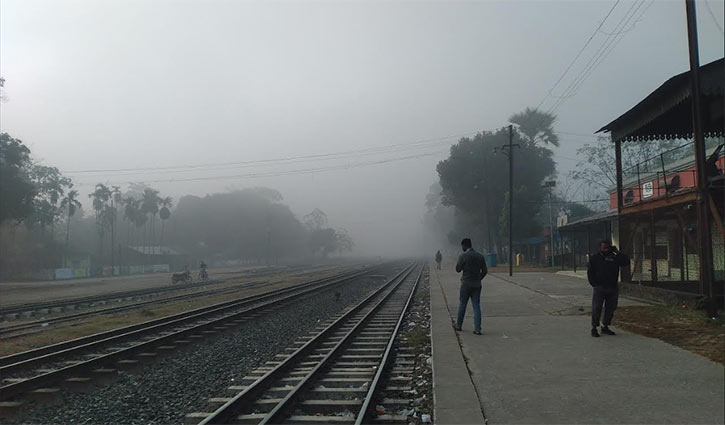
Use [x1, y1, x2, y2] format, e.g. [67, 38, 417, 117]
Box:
[430, 266, 724, 424]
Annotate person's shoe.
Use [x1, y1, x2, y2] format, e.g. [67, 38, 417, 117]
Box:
[453, 325, 462, 331]
[591, 327, 600, 337]
[473, 330, 482, 335]
[601, 327, 616, 336]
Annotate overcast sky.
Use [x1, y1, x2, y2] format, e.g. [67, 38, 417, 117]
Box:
[1, 0, 723, 255]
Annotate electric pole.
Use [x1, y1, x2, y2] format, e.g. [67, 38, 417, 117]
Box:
[685, 0, 715, 316]
[543, 181, 556, 267]
[508, 125, 513, 276]
[495, 125, 518, 276]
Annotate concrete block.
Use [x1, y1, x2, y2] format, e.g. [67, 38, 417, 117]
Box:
[157, 345, 176, 351]
[185, 412, 211, 425]
[24, 387, 62, 406]
[63, 377, 93, 393]
[116, 359, 140, 370]
[135, 352, 158, 362]
[0, 401, 26, 421]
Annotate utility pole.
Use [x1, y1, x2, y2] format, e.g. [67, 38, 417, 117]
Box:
[495, 125, 519, 276]
[508, 125, 513, 276]
[543, 181, 556, 267]
[482, 155, 493, 254]
[685, 0, 715, 316]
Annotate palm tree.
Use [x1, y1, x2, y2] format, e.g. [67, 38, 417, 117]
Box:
[60, 189, 82, 266]
[109, 186, 122, 272]
[509, 108, 560, 148]
[159, 196, 173, 247]
[122, 196, 139, 246]
[141, 188, 159, 254]
[89, 183, 112, 265]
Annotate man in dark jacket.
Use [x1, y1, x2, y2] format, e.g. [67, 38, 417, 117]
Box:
[455, 238, 488, 335]
[587, 240, 630, 337]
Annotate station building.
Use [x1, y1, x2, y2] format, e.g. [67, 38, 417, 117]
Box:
[560, 58, 724, 298]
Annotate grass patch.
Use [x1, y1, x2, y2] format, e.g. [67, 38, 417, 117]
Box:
[403, 328, 429, 351]
[615, 304, 725, 365]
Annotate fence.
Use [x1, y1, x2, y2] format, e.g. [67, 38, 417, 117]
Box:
[43, 264, 171, 281]
[619, 206, 723, 295]
[618, 138, 724, 207]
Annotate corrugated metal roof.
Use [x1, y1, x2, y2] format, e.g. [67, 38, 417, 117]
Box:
[559, 210, 617, 230]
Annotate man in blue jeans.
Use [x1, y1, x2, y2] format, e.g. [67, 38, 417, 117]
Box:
[454, 238, 488, 335]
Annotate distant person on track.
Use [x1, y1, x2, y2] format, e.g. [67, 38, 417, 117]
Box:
[454, 238, 488, 335]
[435, 250, 443, 270]
[199, 261, 209, 280]
[587, 240, 630, 337]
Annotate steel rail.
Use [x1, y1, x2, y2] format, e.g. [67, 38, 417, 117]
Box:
[0, 265, 388, 400]
[0, 264, 329, 316]
[354, 264, 424, 425]
[0, 266, 372, 369]
[0, 279, 273, 337]
[197, 263, 418, 425]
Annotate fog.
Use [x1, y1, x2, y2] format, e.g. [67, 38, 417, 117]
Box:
[1, 0, 723, 259]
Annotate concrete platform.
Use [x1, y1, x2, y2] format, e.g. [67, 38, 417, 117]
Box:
[431, 266, 724, 424]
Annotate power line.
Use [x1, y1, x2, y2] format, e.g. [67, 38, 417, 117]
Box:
[549, 0, 644, 113]
[63, 125, 602, 186]
[65, 126, 596, 178]
[64, 128, 508, 176]
[556, 130, 601, 139]
[67, 144, 448, 178]
[548, 0, 653, 114]
[552, 155, 581, 162]
[71, 150, 449, 186]
[536, 0, 621, 111]
[704, 0, 724, 35]
[568, 0, 655, 98]
[547, 0, 644, 113]
[64, 132, 476, 175]
[518, 198, 610, 204]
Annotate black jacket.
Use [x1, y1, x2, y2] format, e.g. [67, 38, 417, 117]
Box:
[587, 251, 629, 288]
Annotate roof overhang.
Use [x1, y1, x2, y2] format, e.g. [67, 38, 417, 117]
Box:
[597, 58, 724, 143]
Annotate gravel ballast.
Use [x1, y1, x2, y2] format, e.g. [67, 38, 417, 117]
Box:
[10, 269, 399, 425]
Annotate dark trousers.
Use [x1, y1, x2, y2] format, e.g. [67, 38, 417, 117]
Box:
[592, 286, 618, 328]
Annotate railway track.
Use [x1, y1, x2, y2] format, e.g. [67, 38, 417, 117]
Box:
[188, 262, 424, 425]
[0, 266, 348, 339]
[0, 279, 270, 339]
[0, 264, 392, 403]
[0, 265, 318, 321]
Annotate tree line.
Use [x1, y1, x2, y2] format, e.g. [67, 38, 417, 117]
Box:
[0, 133, 352, 280]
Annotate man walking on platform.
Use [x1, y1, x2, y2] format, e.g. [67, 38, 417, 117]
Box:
[454, 238, 487, 335]
[435, 250, 442, 270]
[587, 240, 630, 337]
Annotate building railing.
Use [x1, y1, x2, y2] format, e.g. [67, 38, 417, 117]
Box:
[613, 138, 724, 208]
